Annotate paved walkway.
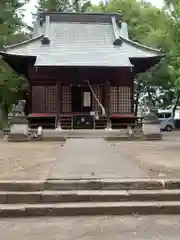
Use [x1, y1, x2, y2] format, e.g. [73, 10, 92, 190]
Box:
[1, 216, 180, 240]
[48, 138, 153, 179]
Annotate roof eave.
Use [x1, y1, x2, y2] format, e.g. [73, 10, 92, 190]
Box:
[0, 51, 36, 76]
[4, 35, 44, 51]
[130, 55, 164, 73]
[120, 36, 164, 56]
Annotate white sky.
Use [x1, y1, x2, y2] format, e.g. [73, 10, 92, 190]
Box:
[23, 0, 164, 25]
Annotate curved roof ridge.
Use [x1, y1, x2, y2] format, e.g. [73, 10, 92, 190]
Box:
[4, 35, 44, 51]
[111, 16, 123, 46]
[120, 36, 164, 54]
[113, 19, 164, 55]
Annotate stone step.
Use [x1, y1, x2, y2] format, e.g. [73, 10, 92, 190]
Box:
[0, 179, 180, 191]
[8, 133, 29, 142]
[1, 189, 180, 204]
[0, 201, 180, 217]
[0, 181, 44, 192]
[45, 179, 180, 191]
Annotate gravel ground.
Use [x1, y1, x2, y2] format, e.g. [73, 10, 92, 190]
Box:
[0, 216, 180, 240]
[0, 141, 63, 180]
[113, 131, 180, 177]
[0, 131, 180, 180]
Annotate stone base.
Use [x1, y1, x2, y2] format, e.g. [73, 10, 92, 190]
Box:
[142, 123, 162, 140]
[8, 133, 29, 142]
[143, 133, 162, 141]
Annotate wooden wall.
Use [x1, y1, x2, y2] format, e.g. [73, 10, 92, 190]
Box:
[31, 85, 132, 114]
[32, 85, 57, 113]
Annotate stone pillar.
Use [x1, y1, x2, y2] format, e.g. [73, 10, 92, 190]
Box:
[142, 111, 162, 140]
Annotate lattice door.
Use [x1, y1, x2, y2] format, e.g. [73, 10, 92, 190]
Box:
[45, 86, 57, 113]
[62, 86, 72, 113]
[118, 87, 131, 113]
[110, 86, 131, 113]
[110, 86, 118, 113]
[32, 86, 46, 113]
[92, 85, 101, 112]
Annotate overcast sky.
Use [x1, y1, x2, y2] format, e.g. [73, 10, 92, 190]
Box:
[24, 0, 164, 25]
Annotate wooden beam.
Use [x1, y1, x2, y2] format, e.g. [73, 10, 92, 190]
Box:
[56, 83, 62, 127]
[105, 80, 111, 128]
[131, 69, 135, 114]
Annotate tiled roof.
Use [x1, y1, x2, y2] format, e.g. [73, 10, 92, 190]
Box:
[2, 12, 163, 67]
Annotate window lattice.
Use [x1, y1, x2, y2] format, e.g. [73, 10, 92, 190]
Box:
[46, 86, 57, 113]
[110, 86, 131, 113]
[62, 86, 72, 113]
[110, 87, 118, 113]
[118, 87, 131, 113]
[92, 85, 101, 112]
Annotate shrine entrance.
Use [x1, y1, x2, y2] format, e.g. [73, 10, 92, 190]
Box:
[71, 86, 82, 113]
[71, 85, 94, 129]
[71, 86, 92, 114]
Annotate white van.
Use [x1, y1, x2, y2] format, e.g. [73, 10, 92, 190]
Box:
[157, 110, 175, 131]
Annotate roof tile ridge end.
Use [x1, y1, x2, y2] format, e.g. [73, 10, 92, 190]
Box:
[111, 16, 122, 46]
[5, 35, 44, 50]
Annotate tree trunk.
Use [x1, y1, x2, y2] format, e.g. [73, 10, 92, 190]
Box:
[134, 81, 141, 116]
[74, 0, 80, 12]
[134, 92, 140, 116]
[147, 86, 156, 108]
[173, 91, 180, 117]
[147, 86, 152, 103]
[0, 102, 9, 128]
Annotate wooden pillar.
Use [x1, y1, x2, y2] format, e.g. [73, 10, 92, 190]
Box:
[56, 82, 62, 128]
[28, 81, 32, 114]
[105, 80, 111, 129]
[131, 68, 136, 114]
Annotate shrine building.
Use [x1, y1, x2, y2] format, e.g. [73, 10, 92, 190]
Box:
[0, 12, 163, 130]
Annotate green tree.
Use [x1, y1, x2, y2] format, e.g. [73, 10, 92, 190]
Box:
[0, 0, 29, 126]
[39, 0, 92, 12]
[162, 0, 180, 115]
[91, 0, 168, 47]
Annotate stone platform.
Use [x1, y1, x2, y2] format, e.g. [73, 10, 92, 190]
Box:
[42, 129, 133, 141]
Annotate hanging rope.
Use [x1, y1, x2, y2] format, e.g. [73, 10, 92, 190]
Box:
[85, 80, 106, 116]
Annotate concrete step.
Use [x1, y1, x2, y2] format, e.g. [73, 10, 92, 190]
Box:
[1, 179, 180, 191]
[45, 179, 180, 191]
[1, 189, 180, 204]
[1, 201, 180, 217]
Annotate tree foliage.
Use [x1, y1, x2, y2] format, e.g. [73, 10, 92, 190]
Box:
[39, 0, 92, 12]
[0, 0, 29, 124]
